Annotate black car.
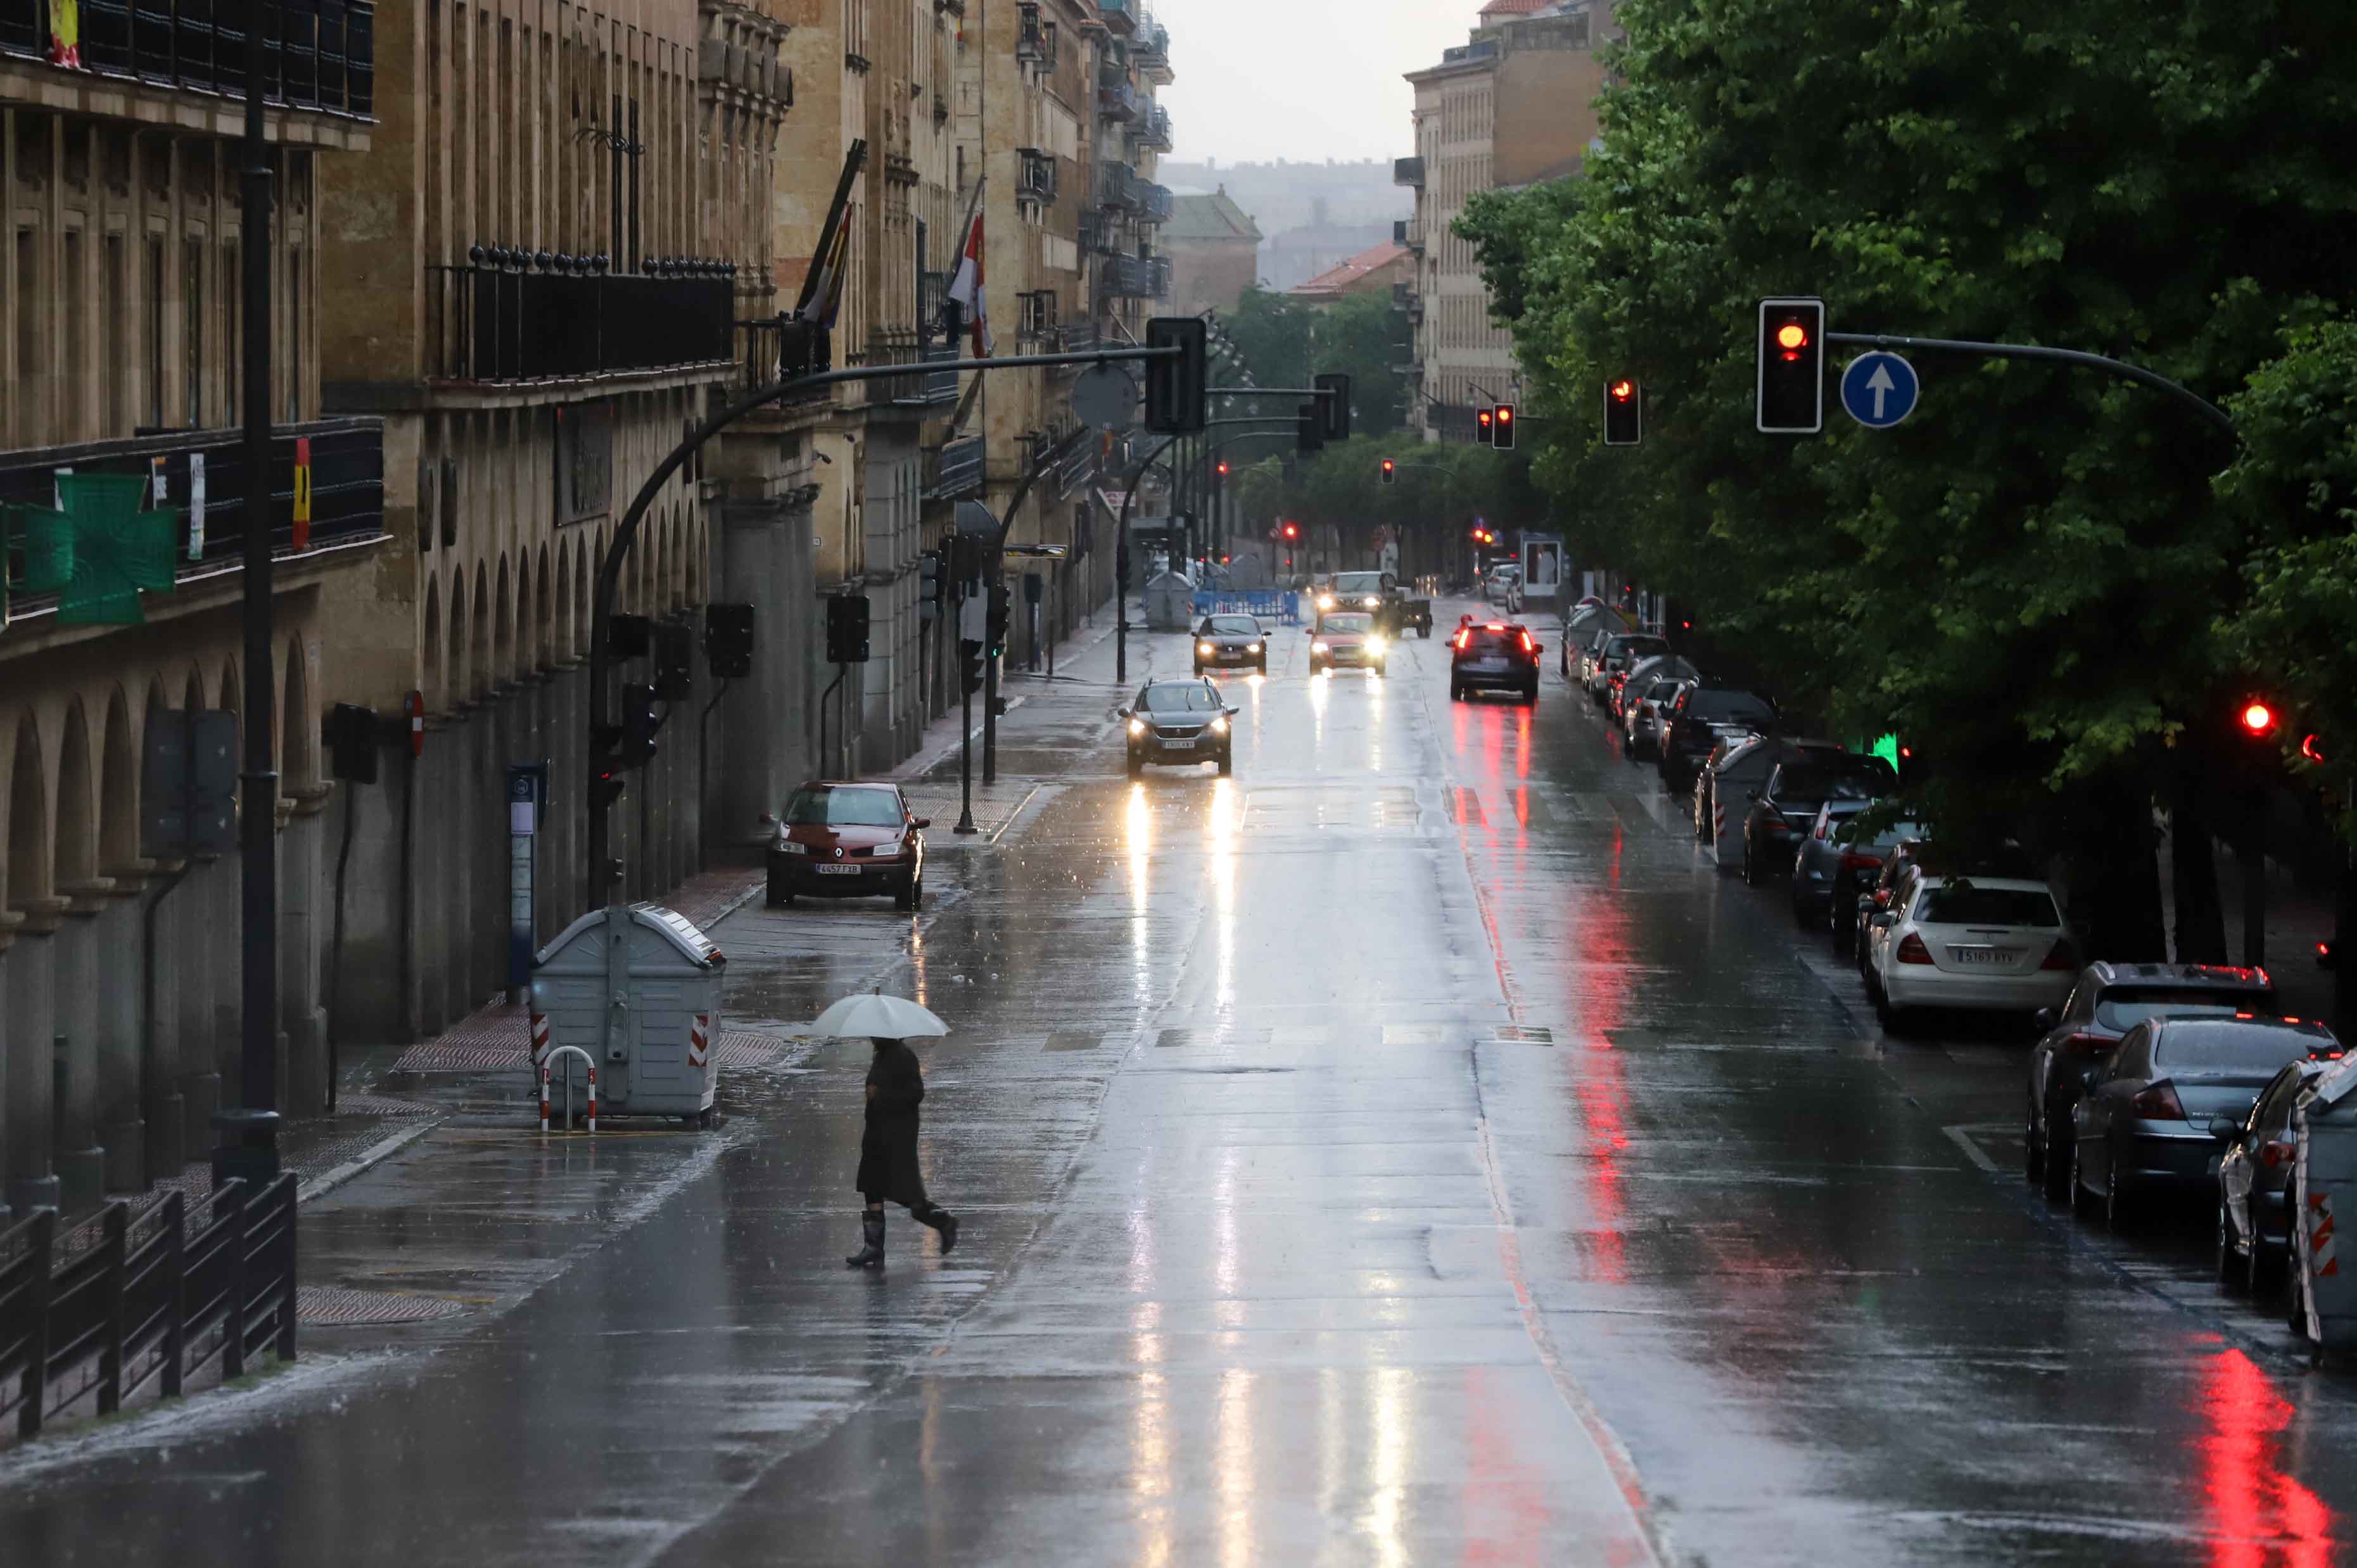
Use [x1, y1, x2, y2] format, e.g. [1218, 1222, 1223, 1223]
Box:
[1657, 686, 1779, 793]
[2216, 1058, 2332, 1291]
[1121, 677, 1236, 775]
[1451, 621, 1541, 702]
[1740, 751, 1896, 885]
[1193, 614, 1267, 675]
[2025, 961, 2277, 1196]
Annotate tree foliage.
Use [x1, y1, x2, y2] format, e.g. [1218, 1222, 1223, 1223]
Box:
[1461, 0, 2357, 875]
[1215, 288, 1410, 435]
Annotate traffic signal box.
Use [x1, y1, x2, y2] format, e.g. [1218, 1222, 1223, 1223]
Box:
[1145, 317, 1209, 434]
[704, 602, 755, 679]
[1494, 403, 1516, 450]
[1476, 407, 1495, 445]
[1380, 458, 1396, 485]
[1756, 298, 1826, 434]
[825, 593, 872, 664]
[1603, 379, 1642, 446]
[1314, 373, 1352, 441]
[1298, 402, 1325, 454]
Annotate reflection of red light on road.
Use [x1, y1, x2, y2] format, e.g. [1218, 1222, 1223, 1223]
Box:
[1461, 1364, 1550, 1559]
[1568, 880, 1632, 1287]
[2197, 1348, 2334, 1567]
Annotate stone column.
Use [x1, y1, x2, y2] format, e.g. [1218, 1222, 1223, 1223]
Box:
[95, 870, 148, 1193]
[142, 859, 190, 1184]
[4, 902, 65, 1214]
[177, 854, 222, 1163]
[717, 483, 821, 850]
[281, 785, 333, 1116]
[0, 919, 14, 1225]
[53, 880, 111, 1213]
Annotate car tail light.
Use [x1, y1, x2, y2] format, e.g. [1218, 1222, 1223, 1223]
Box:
[1838, 852, 1883, 870]
[2040, 939, 2079, 971]
[1519, 630, 1535, 655]
[1872, 888, 1892, 907]
[1895, 933, 1933, 964]
[2062, 1032, 2113, 1056]
[2129, 1080, 2187, 1120]
[1453, 629, 1471, 650]
[2262, 1137, 2296, 1168]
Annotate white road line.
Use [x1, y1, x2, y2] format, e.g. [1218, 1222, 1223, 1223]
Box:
[1943, 1122, 2015, 1175]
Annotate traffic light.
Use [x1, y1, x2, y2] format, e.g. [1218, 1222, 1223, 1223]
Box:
[1145, 317, 1209, 433]
[1315, 372, 1352, 441]
[1297, 401, 1326, 454]
[825, 593, 872, 664]
[960, 638, 986, 695]
[1281, 521, 1300, 542]
[704, 602, 754, 678]
[2240, 699, 2280, 742]
[1756, 297, 1826, 434]
[1604, 379, 1642, 446]
[1380, 458, 1395, 485]
[653, 618, 696, 699]
[607, 613, 653, 659]
[986, 581, 1010, 660]
[1475, 407, 1495, 445]
[1214, 460, 1229, 481]
[1494, 403, 1516, 450]
[595, 683, 661, 780]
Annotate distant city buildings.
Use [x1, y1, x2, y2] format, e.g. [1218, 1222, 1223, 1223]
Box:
[1290, 242, 1414, 307]
[1164, 190, 1263, 317]
[1159, 157, 1409, 293]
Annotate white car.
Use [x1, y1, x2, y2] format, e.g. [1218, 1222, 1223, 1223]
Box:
[1866, 875, 2077, 1030]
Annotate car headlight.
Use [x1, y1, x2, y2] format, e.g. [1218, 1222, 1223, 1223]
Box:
[1311, 640, 1330, 654]
[1209, 715, 1228, 735]
[777, 839, 808, 856]
[1363, 596, 1380, 609]
[1317, 595, 1335, 610]
[1365, 635, 1387, 655]
[1198, 642, 1215, 655]
[1246, 642, 1262, 654]
[1128, 718, 1147, 737]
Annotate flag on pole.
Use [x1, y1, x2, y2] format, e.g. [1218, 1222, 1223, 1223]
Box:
[948, 200, 993, 358]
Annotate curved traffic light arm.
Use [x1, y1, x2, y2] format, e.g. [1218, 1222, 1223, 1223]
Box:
[1826, 331, 2235, 442]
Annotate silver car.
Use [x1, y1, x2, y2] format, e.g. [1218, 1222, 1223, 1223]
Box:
[2216, 1057, 2334, 1290]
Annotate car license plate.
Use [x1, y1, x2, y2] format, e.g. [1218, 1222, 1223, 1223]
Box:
[815, 864, 862, 876]
[1472, 659, 1504, 671]
[1161, 738, 1196, 750]
[1950, 947, 2019, 965]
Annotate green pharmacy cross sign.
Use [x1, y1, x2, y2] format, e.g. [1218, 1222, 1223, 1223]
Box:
[4, 472, 180, 627]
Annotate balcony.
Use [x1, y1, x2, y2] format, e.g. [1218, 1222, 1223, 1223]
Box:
[1057, 428, 1098, 496]
[1017, 147, 1058, 207]
[921, 341, 962, 405]
[1097, 0, 1136, 35]
[1015, 1, 1058, 71]
[868, 327, 927, 405]
[1394, 217, 1426, 253]
[1, 419, 384, 623]
[1394, 156, 1426, 188]
[1096, 158, 1138, 211]
[429, 253, 737, 383]
[1133, 20, 1169, 77]
[1058, 322, 1100, 354]
[1148, 255, 1172, 300]
[1132, 104, 1172, 152]
[1100, 255, 1153, 299]
[0, 0, 376, 119]
[923, 435, 984, 502]
[735, 315, 832, 397]
[1133, 180, 1173, 225]
[1077, 212, 1119, 256]
[1096, 78, 1138, 123]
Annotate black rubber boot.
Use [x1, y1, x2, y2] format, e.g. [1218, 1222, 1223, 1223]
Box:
[846, 1211, 885, 1270]
[917, 1203, 960, 1256]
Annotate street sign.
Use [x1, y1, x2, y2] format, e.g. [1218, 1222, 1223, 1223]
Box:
[1839, 350, 1919, 429]
[1072, 365, 1137, 431]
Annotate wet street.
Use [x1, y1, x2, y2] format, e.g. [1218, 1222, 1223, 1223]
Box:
[4, 599, 2353, 1565]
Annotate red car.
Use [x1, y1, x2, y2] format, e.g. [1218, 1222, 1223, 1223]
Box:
[1449, 621, 1541, 703]
[766, 781, 929, 910]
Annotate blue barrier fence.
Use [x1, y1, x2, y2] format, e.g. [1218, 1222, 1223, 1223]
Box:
[1193, 590, 1299, 624]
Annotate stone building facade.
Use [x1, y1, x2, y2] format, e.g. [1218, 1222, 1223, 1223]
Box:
[1165, 188, 1260, 318]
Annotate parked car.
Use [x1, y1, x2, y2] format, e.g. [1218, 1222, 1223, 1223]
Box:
[1848, 840, 2038, 970]
[1791, 804, 1920, 932]
[1658, 686, 1779, 793]
[1585, 633, 1674, 702]
[1608, 652, 1698, 724]
[1121, 676, 1238, 775]
[1451, 620, 1542, 703]
[2216, 1057, 2335, 1289]
[1193, 614, 1267, 675]
[1622, 676, 1694, 762]
[1740, 750, 1897, 884]
[2071, 1015, 2341, 1224]
[766, 781, 931, 911]
[1307, 610, 1387, 676]
[1705, 738, 1854, 871]
[2023, 961, 2277, 1195]
[1865, 875, 2078, 1033]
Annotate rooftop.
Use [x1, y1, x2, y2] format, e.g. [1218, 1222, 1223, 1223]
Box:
[1164, 187, 1263, 244]
[1290, 242, 1409, 298]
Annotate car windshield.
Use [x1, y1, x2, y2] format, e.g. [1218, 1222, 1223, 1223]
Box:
[1610, 636, 1669, 660]
[784, 787, 903, 827]
[2093, 990, 2275, 1034]
[1141, 684, 1221, 713]
[1915, 883, 2060, 926]
[1334, 574, 1388, 593]
[2156, 1022, 2337, 1074]
[1321, 614, 1374, 635]
[1205, 617, 1258, 635]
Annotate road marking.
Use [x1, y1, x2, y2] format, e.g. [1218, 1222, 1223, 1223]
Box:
[1943, 1122, 2016, 1175]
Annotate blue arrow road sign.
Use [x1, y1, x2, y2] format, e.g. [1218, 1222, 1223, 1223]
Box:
[1840, 350, 1919, 429]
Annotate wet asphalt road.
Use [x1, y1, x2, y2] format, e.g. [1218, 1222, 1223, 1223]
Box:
[4, 598, 2354, 1565]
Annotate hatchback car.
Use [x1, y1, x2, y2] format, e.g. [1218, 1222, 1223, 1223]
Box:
[1308, 611, 1387, 675]
[1193, 614, 1267, 675]
[2073, 1015, 2342, 1223]
[1450, 621, 1541, 702]
[2023, 961, 2276, 1195]
[1658, 686, 1779, 793]
[1122, 678, 1237, 775]
[2216, 1056, 2335, 1289]
[1865, 875, 2076, 1032]
[766, 781, 929, 910]
[1741, 750, 1896, 883]
[1791, 804, 1919, 933]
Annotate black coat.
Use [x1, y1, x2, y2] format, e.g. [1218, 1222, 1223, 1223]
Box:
[855, 1040, 929, 1206]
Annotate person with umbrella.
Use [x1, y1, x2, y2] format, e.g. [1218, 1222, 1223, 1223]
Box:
[812, 990, 960, 1269]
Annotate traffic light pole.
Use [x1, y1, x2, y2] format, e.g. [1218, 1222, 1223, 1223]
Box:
[1117, 434, 1185, 686]
[1823, 331, 2236, 440]
[583, 343, 1177, 907]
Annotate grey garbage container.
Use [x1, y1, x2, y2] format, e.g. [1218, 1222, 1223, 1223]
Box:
[530, 902, 726, 1125]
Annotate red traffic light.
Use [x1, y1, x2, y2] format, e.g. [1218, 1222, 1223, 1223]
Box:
[1775, 322, 1810, 358]
[1381, 458, 1395, 476]
[1216, 461, 1229, 477]
[2303, 733, 2326, 763]
[1281, 521, 1300, 541]
[1610, 381, 1634, 401]
[1477, 408, 1494, 430]
[2241, 700, 2278, 738]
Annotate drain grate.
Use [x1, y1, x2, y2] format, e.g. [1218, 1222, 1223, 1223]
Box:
[333, 1093, 436, 1117]
[296, 1287, 471, 1327]
[1495, 1025, 1556, 1044]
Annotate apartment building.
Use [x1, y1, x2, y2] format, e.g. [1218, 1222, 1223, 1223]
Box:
[1166, 187, 1259, 317]
[1, 4, 379, 1215]
[1399, 0, 1613, 441]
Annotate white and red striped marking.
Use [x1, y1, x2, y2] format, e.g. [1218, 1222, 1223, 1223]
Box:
[689, 1013, 710, 1071]
[2309, 1190, 2339, 1278]
[530, 1011, 550, 1067]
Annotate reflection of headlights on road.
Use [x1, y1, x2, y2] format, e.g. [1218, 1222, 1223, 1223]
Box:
[1311, 640, 1330, 654]
[1246, 642, 1262, 654]
[1209, 716, 1228, 735]
[1128, 718, 1147, 737]
[776, 840, 808, 856]
[1198, 642, 1215, 655]
[1362, 596, 1380, 609]
[1317, 595, 1335, 610]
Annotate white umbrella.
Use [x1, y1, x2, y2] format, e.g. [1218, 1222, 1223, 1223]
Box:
[809, 989, 948, 1039]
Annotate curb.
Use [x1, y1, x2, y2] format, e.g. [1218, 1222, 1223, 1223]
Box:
[295, 1116, 445, 1206]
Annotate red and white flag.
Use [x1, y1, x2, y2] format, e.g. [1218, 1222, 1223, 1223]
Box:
[947, 198, 993, 357]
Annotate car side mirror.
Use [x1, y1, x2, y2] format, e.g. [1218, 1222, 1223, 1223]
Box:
[1115, 707, 1131, 719]
[2033, 1008, 2057, 1033]
[1869, 913, 1896, 930]
[2208, 1116, 2242, 1141]
[1856, 896, 1877, 916]
[912, 818, 932, 830]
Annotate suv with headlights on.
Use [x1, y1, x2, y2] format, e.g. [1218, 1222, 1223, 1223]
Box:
[1450, 621, 1541, 704]
[1121, 677, 1237, 776]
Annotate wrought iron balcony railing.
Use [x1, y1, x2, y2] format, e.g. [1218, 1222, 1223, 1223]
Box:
[1097, 79, 1138, 123]
[1394, 156, 1426, 187]
[1096, 0, 1135, 34]
[1132, 104, 1172, 152]
[1096, 158, 1138, 210]
[1133, 180, 1172, 224]
[429, 253, 737, 382]
[1017, 148, 1058, 205]
[922, 435, 984, 502]
[0, 0, 376, 118]
[735, 315, 832, 396]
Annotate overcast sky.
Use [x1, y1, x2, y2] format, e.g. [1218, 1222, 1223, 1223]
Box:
[1155, 0, 1475, 165]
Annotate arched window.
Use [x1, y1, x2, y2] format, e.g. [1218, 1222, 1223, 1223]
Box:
[4, 714, 48, 914]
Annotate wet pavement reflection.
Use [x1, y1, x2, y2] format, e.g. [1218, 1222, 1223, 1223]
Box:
[6, 603, 2357, 1565]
